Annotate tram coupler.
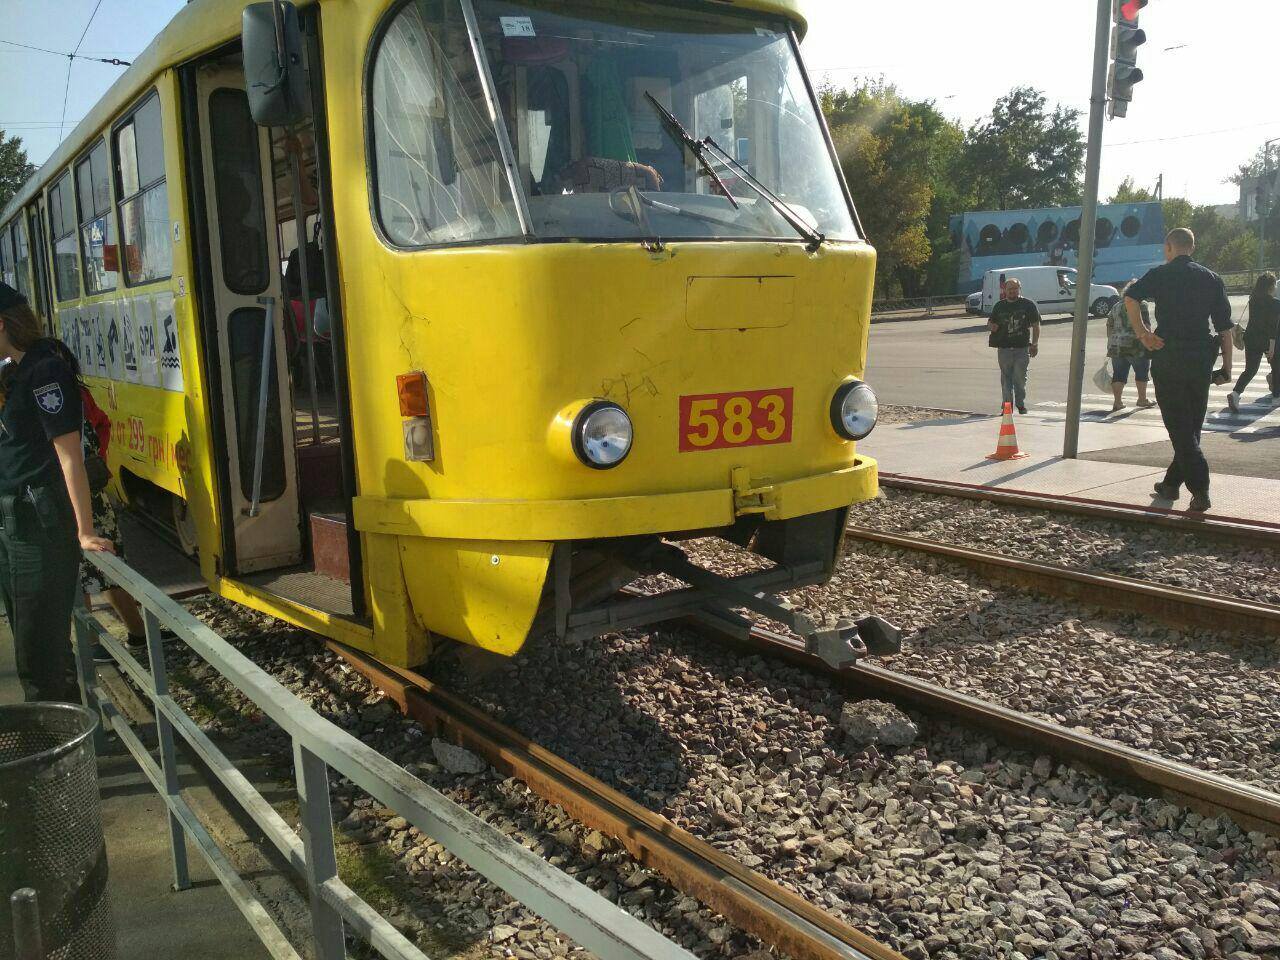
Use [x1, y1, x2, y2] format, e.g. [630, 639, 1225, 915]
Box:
[804, 615, 901, 670]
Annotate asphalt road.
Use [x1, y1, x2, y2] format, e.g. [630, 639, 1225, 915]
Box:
[867, 295, 1250, 414]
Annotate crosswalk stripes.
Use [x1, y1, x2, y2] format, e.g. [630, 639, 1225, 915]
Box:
[1029, 385, 1280, 435]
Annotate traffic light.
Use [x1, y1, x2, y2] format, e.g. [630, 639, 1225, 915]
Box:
[1108, 0, 1147, 118]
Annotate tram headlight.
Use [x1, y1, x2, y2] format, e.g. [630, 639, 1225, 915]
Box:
[831, 380, 878, 441]
[573, 401, 634, 469]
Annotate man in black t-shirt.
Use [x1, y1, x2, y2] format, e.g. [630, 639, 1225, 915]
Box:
[987, 278, 1041, 414]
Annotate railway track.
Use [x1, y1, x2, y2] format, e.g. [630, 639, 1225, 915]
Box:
[879, 474, 1280, 547]
[330, 641, 906, 960]
[842, 523, 1280, 638]
[332, 603, 1280, 960]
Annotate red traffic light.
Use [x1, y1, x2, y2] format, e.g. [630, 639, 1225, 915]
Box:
[1119, 0, 1147, 21]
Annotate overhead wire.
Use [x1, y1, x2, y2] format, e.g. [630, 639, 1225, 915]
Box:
[58, 0, 110, 140]
[0, 36, 130, 67]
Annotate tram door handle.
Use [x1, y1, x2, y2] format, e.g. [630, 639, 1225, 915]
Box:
[248, 295, 276, 518]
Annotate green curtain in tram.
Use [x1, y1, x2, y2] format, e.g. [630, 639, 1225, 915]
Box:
[582, 54, 637, 163]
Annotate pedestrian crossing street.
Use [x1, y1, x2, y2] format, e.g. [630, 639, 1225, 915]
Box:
[1030, 382, 1280, 436]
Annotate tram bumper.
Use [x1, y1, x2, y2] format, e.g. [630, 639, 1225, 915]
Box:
[352, 457, 879, 660]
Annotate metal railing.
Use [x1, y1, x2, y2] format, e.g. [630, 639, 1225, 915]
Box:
[72, 551, 694, 960]
[1221, 266, 1280, 294]
[869, 294, 968, 319]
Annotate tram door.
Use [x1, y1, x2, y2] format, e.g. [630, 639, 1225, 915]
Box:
[26, 202, 53, 328]
[194, 67, 302, 574]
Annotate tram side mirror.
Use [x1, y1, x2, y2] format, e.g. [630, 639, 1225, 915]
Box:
[243, 1, 311, 127]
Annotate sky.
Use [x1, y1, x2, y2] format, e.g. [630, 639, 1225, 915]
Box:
[2, 0, 1277, 209]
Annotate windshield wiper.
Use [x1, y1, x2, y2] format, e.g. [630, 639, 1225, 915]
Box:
[644, 92, 739, 210]
[644, 91, 824, 250]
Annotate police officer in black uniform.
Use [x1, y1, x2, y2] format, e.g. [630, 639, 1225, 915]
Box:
[0, 282, 113, 702]
[1124, 228, 1233, 513]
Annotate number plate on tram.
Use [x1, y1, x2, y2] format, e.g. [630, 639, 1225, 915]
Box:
[679, 388, 794, 452]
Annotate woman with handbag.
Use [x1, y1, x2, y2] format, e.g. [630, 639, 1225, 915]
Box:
[1228, 272, 1280, 411]
[1107, 280, 1156, 412]
[48, 341, 147, 660]
[0, 282, 112, 702]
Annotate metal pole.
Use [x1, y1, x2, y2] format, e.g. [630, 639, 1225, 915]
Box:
[145, 607, 192, 891]
[249, 296, 276, 517]
[288, 146, 322, 444]
[1260, 142, 1276, 273]
[1063, 0, 1113, 459]
[11, 888, 43, 960]
[293, 741, 346, 960]
[71, 603, 107, 754]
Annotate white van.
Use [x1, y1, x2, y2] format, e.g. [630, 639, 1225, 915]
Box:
[980, 266, 1118, 319]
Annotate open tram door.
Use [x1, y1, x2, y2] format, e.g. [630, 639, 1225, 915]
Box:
[181, 5, 365, 624]
[190, 64, 304, 575]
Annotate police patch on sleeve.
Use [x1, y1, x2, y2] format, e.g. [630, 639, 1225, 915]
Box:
[34, 382, 65, 415]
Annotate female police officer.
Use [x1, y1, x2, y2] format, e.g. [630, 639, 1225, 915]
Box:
[0, 282, 112, 702]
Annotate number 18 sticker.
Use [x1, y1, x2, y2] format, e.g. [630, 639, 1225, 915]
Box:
[679, 388, 794, 452]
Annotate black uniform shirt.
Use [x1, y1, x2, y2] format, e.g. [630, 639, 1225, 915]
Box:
[1246, 293, 1280, 350]
[1126, 255, 1232, 347]
[0, 340, 84, 496]
[989, 297, 1041, 348]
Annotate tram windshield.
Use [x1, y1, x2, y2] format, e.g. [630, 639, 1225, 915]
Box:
[368, 0, 859, 246]
[478, 0, 857, 242]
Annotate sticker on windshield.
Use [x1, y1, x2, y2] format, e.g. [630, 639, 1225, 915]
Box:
[500, 16, 535, 37]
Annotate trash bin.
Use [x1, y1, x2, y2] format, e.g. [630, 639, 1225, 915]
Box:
[0, 703, 115, 960]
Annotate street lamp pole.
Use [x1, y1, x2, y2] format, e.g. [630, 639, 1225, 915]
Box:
[1259, 138, 1279, 273]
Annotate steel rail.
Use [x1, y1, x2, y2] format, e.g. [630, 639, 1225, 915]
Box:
[691, 623, 1280, 838]
[878, 473, 1280, 547]
[328, 642, 905, 960]
[842, 524, 1280, 638]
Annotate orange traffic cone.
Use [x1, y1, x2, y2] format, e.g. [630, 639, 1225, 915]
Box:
[986, 402, 1029, 460]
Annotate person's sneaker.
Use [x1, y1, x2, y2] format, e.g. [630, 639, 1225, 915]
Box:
[1111, 401, 1125, 412]
[1187, 494, 1212, 513]
[91, 643, 112, 664]
[1152, 482, 1180, 500]
[1016, 402, 1027, 414]
[1227, 391, 1240, 413]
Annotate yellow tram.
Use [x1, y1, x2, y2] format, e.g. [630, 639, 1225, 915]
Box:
[0, 0, 891, 669]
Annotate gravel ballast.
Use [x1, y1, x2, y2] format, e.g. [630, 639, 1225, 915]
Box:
[442, 620, 1280, 960]
[163, 598, 776, 960]
[672, 532, 1280, 793]
[847, 487, 1280, 606]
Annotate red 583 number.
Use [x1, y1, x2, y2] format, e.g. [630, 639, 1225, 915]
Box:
[678, 388, 794, 452]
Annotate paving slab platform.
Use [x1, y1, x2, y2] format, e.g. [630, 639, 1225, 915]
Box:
[862, 412, 1280, 530]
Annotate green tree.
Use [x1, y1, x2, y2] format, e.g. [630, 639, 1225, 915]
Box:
[0, 130, 35, 211]
[822, 81, 957, 296]
[1107, 176, 1156, 204]
[960, 87, 1085, 210]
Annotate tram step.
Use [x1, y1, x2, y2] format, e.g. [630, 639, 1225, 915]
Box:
[310, 511, 350, 583]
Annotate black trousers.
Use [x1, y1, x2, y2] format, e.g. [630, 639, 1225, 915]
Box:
[1151, 345, 1216, 497]
[1232, 344, 1278, 396]
[0, 484, 82, 703]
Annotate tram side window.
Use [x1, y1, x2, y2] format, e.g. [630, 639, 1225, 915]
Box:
[76, 141, 118, 294]
[12, 220, 33, 302]
[48, 173, 83, 301]
[369, 0, 521, 246]
[114, 93, 172, 285]
[209, 89, 269, 295]
[0, 226, 13, 289]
